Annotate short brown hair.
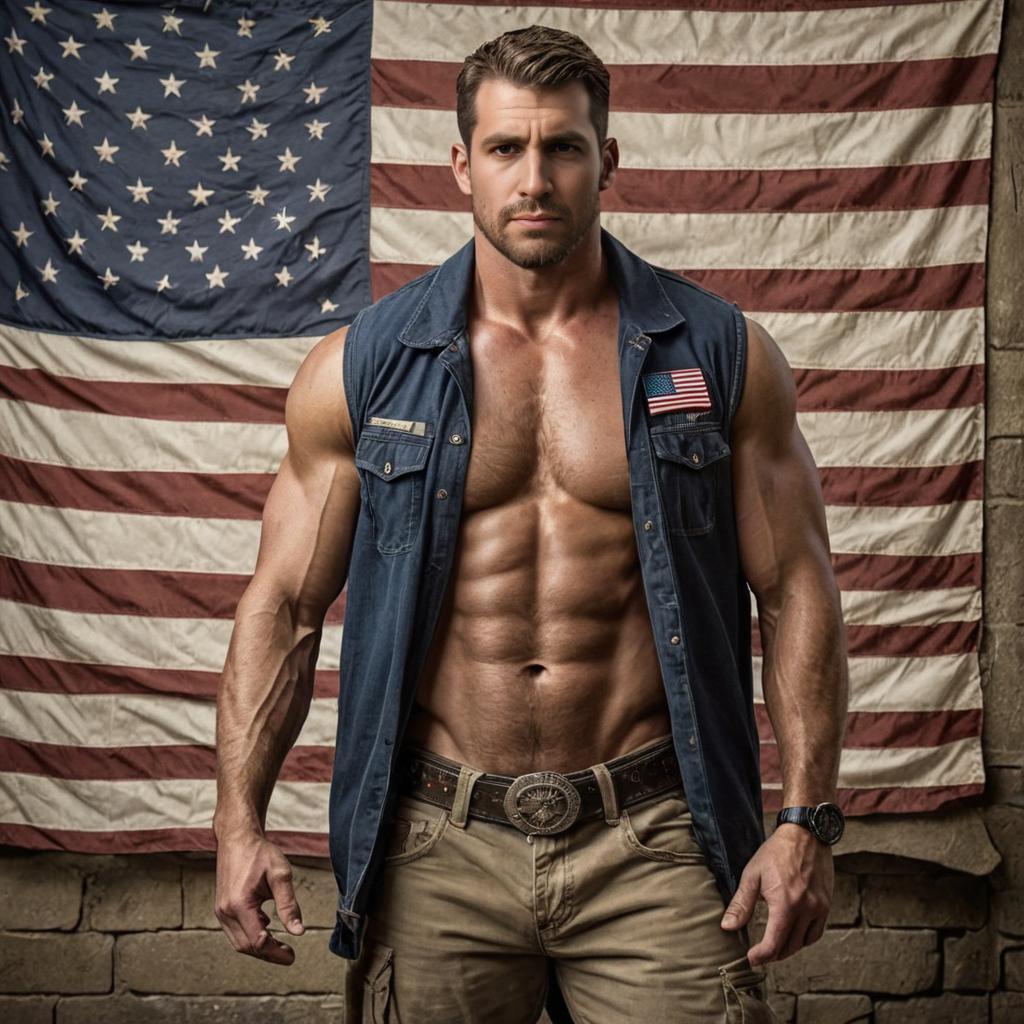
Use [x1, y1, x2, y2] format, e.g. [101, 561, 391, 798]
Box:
[455, 25, 610, 156]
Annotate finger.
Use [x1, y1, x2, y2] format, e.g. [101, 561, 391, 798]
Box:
[249, 926, 296, 965]
[745, 905, 797, 967]
[777, 914, 815, 961]
[267, 867, 305, 935]
[721, 869, 761, 930]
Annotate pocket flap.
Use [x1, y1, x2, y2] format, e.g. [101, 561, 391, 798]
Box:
[355, 431, 432, 481]
[651, 429, 730, 469]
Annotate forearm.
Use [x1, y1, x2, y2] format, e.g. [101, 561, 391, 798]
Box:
[757, 560, 849, 806]
[214, 588, 321, 838]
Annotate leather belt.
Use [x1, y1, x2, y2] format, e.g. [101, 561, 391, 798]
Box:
[394, 736, 683, 836]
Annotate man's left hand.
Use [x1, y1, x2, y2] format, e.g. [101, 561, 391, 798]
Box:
[719, 824, 833, 967]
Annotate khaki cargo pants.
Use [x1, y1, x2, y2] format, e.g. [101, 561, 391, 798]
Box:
[342, 735, 779, 1023]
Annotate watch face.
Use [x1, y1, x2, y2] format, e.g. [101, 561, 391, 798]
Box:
[810, 803, 844, 845]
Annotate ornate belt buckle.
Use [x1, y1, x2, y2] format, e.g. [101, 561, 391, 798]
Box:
[503, 771, 581, 836]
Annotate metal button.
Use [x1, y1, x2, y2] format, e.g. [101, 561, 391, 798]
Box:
[450, 433, 463, 445]
[670, 634, 680, 645]
[448, 343, 457, 352]
[383, 461, 392, 475]
[688, 735, 696, 747]
[643, 520, 653, 531]
[691, 452, 701, 464]
[436, 488, 448, 500]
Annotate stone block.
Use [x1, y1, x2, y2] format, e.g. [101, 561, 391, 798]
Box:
[985, 765, 1024, 804]
[873, 992, 989, 1022]
[769, 927, 938, 995]
[944, 925, 999, 990]
[828, 871, 859, 926]
[993, 990, 1024, 1023]
[986, 504, 1024, 627]
[0, 932, 112, 994]
[767, 991, 796, 1022]
[861, 872, 988, 929]
[56, 993, 347, 1023]
[984, 804, 1024, 889]
[115, 929, 342, 995]
[0, 853, 82, 930]
[997, 0, 1024, 101]
[989, 348, 1024, 435]
[795, 992, 871, 1022]
[994, 888, 1024, 936]
[982, 624, 1024, 766]
[182, 857, 338, 930]
[0, 996, 58, 1024]
[1005, 946, 1024, 991]
[988, 103, 1024, 350]
[83, 856, 181, 932]
[989, 439, 1024, 499]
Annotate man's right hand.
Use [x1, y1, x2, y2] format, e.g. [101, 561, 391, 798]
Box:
[214, 828, 305, 965]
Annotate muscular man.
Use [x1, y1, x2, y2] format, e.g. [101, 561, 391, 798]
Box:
[214, 24, 848, 1023]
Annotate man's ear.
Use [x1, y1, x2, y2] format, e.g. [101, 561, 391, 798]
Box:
[451, 142, 472, 197]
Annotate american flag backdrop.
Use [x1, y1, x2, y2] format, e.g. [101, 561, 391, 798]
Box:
[0, 0, 1004, 855]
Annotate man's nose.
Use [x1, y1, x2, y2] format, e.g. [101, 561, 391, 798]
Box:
[518, 149, 553, 198]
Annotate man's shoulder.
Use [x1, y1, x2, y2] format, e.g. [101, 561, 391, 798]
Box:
[347, 264, 442, 341]
[648, 264, 741, 321]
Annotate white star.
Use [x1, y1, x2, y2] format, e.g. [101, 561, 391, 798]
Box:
[237, 16, 256, 38]
[185, 239, 208, 262]
[195, 43, 220, 69]
[5, 28, 26, 56]
[245, 117, 269, 141]
[275, 266, 293, 287]
[98, 267, 120, 290]
[95, 70, 119, 95]
[125, 38, 151, 61]
[59, 35, 85, 59]
[97, 207, 121, 231]
[155, 274, 173, 292]
[320, 297, 339, 313]
[218, 209, 241, 234]
[38, 257, 59, 283]
[10, 98, 24, 125]
[126, 240, 149, 262]
[237, 79, 260, 103]
[309, 16, 332, 36]
[25, 3, 50, 25]
[247, 184, 270, 206]
[62, 100, 87, 126]
[160, 73, 186, 98]
[304, 235, 327, 261]
[306, 178, 332, 203]
[273, 50, 295, 72]
[162, 140, 186, 167]
[68, 169, 88, 192]
[125, 106, 152, 130]
[162, 13, 183, 35]
[241, 237, 263, 260]
[304, 118, 329, 141]
[93, 8, 116, 31]
[66, 230, 86, 255]
[37, 132, 55, 158]
[273, 207, 295, 232]
[94, 137, 119, 163]
[15, 281, 30, 301]
[126, 177, 153, 204]
[277, 147, 301, 173]
[303, 81, 327, 105]
[12, 222, 33, 247]
[206, 264, 229, 288]
[218, 147, 241, 172]
[190, 114, 215, 137]
[157, 210, 181, 235]
[188, 182, 215, 206]
[33, 67, 54, 91]
[40, 190, 59, 215]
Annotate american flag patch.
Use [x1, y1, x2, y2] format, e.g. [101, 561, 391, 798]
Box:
[643, 368, 713, 415]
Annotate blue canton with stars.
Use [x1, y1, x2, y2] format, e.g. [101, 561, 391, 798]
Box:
[0, 0, 372, 339]
[643, 372, 677, 398]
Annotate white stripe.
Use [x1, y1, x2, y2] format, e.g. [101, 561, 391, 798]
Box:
[754, 652, 982, 712]
[825, 502, 982, 558]
[0, 599, 342, 674]
[372, 1, 1000, 66]
[0, 773, 330, 834]
[372, 102, 990, 172]
[0, 690, 338, 748]
[369, 205, 989, 271]
[0, 397, 287, 473]
[0, 324, 320, 387]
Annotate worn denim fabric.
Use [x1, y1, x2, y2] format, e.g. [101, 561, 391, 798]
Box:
[329, 226, 763, 961]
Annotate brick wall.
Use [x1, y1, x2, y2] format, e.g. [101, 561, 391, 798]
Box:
[2, 3, 1021, 1021]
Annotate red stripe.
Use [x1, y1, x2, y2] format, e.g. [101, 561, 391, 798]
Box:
[796, 364, 983, 412]
[373, 160, 990, 215]
[373, 262, 986, 313]
[753, 620, 980, 659]
[373, 55, 994, 116]
[761, 783, 984, 816]
[819, 462, 981, 507]
[831, 551, 979, 592]
[0, 454, 271, 519]
[0, 365, 286, 423]
[756, 706, 982, 748]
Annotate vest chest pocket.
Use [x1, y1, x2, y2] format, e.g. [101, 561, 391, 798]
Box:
[650, 427, 731, 536]
[354, 427, 434, 555]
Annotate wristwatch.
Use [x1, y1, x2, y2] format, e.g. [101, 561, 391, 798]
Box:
[775, 803, 845, 846]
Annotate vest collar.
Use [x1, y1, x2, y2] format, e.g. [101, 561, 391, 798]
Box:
[396, 225, 686, 349]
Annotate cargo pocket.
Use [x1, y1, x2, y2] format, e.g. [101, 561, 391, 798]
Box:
[354, 426, 434, 555]
[650, 427, 730, 536]
[362, 940, 397, 1023]
[718, 952, 780, 1023]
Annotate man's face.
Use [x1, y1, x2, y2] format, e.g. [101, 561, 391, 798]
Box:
[453, 77, 615, 270]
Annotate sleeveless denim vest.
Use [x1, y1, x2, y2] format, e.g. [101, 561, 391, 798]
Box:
[328, 226, 763, 960]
